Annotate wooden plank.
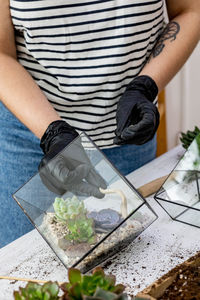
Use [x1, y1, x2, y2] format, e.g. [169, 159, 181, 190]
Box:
[157, 90, 167, 156]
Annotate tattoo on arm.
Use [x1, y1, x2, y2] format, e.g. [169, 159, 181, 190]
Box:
[152, 21, 180, 57]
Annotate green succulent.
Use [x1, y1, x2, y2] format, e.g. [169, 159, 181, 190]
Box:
[53, 196, 95, 244]
[195, 133, 200, 155]
[83, 287, 128, 300]
[14, 281, 60, 300]
[14, 268, 135, 300]
[53, 196, 86, 223]
[60, 267, 127, 300]
[180, 126, 200, 150]
[65, 214, 95, 244]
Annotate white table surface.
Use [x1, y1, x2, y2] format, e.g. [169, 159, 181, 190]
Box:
[1, 145, 200, 299]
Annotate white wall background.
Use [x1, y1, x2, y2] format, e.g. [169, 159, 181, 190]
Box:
[165, 42, 200, 150]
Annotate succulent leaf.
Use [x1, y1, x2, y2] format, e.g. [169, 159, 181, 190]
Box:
[104, 275, 116, 289]
[92, 267, 105, 277]
[112, 284, 125, 294]
[13, 292, 24, 300]
[93, 287, 119, 300]
[68, 269, 82, 285]
[53, 196, 86, 223]
[70, 283, 82, 299]
[65, 215, 95, 244]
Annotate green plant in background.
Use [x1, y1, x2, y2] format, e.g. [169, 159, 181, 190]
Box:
[180, 126, 200, 149]
[13, 267, 148, 300]
[178, 127, 200, 183]
[60, 267, 128, 300]
[53, 196, 86, 223]
[195, 133, 200, 155]
[65, 214, 95, 244]
[14, 281, 59, 300]
[180, 126, 200, 168]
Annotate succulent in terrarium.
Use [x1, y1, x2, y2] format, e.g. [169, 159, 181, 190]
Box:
[52, 196, 96, 246]
[53, 196, 86, 223]
[65, 214, 95, 244]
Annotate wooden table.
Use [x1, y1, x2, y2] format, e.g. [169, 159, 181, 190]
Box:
[1, 145, 200, 299]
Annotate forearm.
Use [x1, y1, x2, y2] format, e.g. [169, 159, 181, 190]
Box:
[0, 54, 60, 139]
[140, 10, 200, 92]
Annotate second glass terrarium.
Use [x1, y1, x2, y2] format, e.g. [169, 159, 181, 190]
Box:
[13, 132, 157, 273]
[155, 133, 200, 228]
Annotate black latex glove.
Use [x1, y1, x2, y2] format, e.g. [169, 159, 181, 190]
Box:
[39, 120, 107, 198]
[114, 75, 160, 145]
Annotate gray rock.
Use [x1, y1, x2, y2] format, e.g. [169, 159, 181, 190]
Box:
[88, 209, 123, 231]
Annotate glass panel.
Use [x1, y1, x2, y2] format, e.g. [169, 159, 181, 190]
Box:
[158, 170, 200, 207]
[77, 204, 157, 272]
[155, 133, 200, 228]
[13, 132, 157, 272]
[174, 134, 200, 173]
[157, 199, 200, 227]
[176, 204, 200, 227]
[156, 199, 189, 219]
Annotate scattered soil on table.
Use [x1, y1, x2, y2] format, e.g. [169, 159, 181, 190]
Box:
[157, 252, 200, 300]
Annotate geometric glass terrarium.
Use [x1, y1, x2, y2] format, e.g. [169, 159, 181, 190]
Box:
[13, 132, 157, 273]
[155, 133, 200, 228]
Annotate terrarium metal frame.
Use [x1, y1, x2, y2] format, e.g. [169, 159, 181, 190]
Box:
[13, 132, 158, 273]
[155, 133, 200, 229]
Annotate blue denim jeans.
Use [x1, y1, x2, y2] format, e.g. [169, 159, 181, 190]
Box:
[0, 101, 156, 247]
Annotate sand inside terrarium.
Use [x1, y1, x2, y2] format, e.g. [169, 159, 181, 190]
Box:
[39, 210, 147, 272]
[38, 185, 150, 272]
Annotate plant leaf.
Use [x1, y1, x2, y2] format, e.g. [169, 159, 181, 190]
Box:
[112, 284, 125, 294]
[70, 282, 82, 299]
[92, 267, 105, 277]
[42, 282, 60, 297]
[93, 287, 118, 300]
[68, 268, 82, 284]
[13, 291, 24, 300]
[105, 274, 116, 288]
[61, 282, 72, 292]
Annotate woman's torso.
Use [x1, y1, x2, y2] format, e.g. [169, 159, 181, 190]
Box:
[10, 0, 164, 148]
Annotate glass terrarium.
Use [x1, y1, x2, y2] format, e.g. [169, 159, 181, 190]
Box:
[155, 133, 200, 228]
[13, 132, 157, 273]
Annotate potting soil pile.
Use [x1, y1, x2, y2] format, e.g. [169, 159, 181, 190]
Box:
[158, 252, 200, 300]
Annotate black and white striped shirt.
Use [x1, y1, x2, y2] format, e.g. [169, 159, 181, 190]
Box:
[10, 0, 164, 148]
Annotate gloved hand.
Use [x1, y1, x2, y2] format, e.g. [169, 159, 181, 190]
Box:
[39, 120, 107, 198]
[114, 75, 160, 145]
